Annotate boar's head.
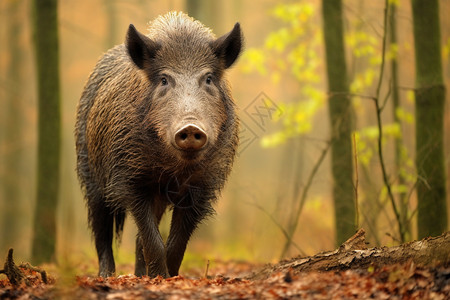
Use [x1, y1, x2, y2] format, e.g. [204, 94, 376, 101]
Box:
[125, 12, 242, 165]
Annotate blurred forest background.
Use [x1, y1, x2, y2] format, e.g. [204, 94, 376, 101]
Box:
[0, 0, 449, 274]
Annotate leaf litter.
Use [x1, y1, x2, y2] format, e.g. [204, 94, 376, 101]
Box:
[1, 259, 449, 299]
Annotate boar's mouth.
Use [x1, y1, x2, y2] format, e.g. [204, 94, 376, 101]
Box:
[172, 146, 210, 165]
[177, 150, 205, 161]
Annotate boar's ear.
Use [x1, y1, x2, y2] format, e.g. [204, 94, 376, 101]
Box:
[126, 24, 160, 69]
[211, 22, 243, 69]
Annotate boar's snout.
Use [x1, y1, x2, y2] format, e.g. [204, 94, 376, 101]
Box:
[174, 124, 207, 151]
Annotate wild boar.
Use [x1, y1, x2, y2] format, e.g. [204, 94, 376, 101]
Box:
[75, 11, 242, 278]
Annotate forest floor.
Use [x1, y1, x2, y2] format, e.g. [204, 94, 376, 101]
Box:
[1, 230, 450, 299]
[1, 257, 449, 299]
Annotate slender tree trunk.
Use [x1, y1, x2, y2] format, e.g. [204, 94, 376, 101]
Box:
[1, 0, 24, 253]
[322, 0, 356, 246]
[186, 0, 223, 33]
[104, 0, 117, 48]
[389, 1, 410, 241]
[31, 0, 61, 264]
[411, 0, 447, 238]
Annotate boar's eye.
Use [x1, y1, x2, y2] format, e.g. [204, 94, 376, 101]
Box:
[161, 77, 168, 86]
[205, 75, 213, 85]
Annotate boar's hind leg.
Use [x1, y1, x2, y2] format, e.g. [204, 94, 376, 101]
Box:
[166, 205, 210, 277]
[90, 204, 115, 277]
[131, 201, 169, 278]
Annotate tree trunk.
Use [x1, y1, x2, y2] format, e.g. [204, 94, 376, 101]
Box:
[389, 1, 411, 241]
[1, 0, 25, 255]
[185, 0, 223, 33]
[411, 0, 448, 238]
[104, 0, 117, 48]
[31, 0, 61, 264]
[322, 0, 356, 246]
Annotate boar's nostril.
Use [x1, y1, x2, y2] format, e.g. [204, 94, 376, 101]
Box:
[175, 125, 207, 151]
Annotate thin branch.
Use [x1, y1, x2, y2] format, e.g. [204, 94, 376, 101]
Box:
[398, 86, 416, 91]
[374, 4, 388, 99]
[328, 91, 376, 101]
[385, 232, 402, 244]
[373, 0, 405, 243]
[343, 3, 383, 39]
[280, 141, 331, 259]
[245, 200, 305, 256]
[406, 181, 419, 223]
[204, 260, 210, 278]
[379, 78, 392, 112]
[359, 206, 381, 246]
[352, 133, 359, 228]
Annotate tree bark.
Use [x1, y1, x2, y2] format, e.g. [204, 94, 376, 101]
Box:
[322, 0, 356, 246]
[104, 0, 117, 48]
[31, 0, 61, 264]
[411, 0, 448, 238]
[186, 0, 223, 33]
[389, 0, 411, 242]
[1, 0, 25, 255]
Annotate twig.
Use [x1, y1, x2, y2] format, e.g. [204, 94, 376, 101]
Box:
[352, 133, 359, 228]
[343, 3, 383, 38]
[374, 2, 388, 99]
[379, 78, 392, 112]
[280, 141, 331, 258]
[406, 181, 419, 223]
[373, 0, 405, 243]
[385, 232, 401, 244]
[398, 85, 416, 91]
[359, 205, 381, 246]
[204, 260, 210, 278]
[245, 200, 305, 256]
[328, 91, 375, 100]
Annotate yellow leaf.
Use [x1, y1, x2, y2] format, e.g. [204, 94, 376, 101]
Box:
[406, 90, 415, 103]
[388, 43, 399, 60]
[240, 48, 267, 75]
[395, 107, 414, 124]
[271, 72, 281, 84]
[389, 0, 400, 6]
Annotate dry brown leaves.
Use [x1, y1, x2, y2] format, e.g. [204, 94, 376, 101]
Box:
[1, 261, 449, 299]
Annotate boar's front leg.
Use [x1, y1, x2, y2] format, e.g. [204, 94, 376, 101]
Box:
[134, 236, 146, 276]
[166, 204, 211, 277]
[135, 200, 167, 277]
[131, 200, 169, 278]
